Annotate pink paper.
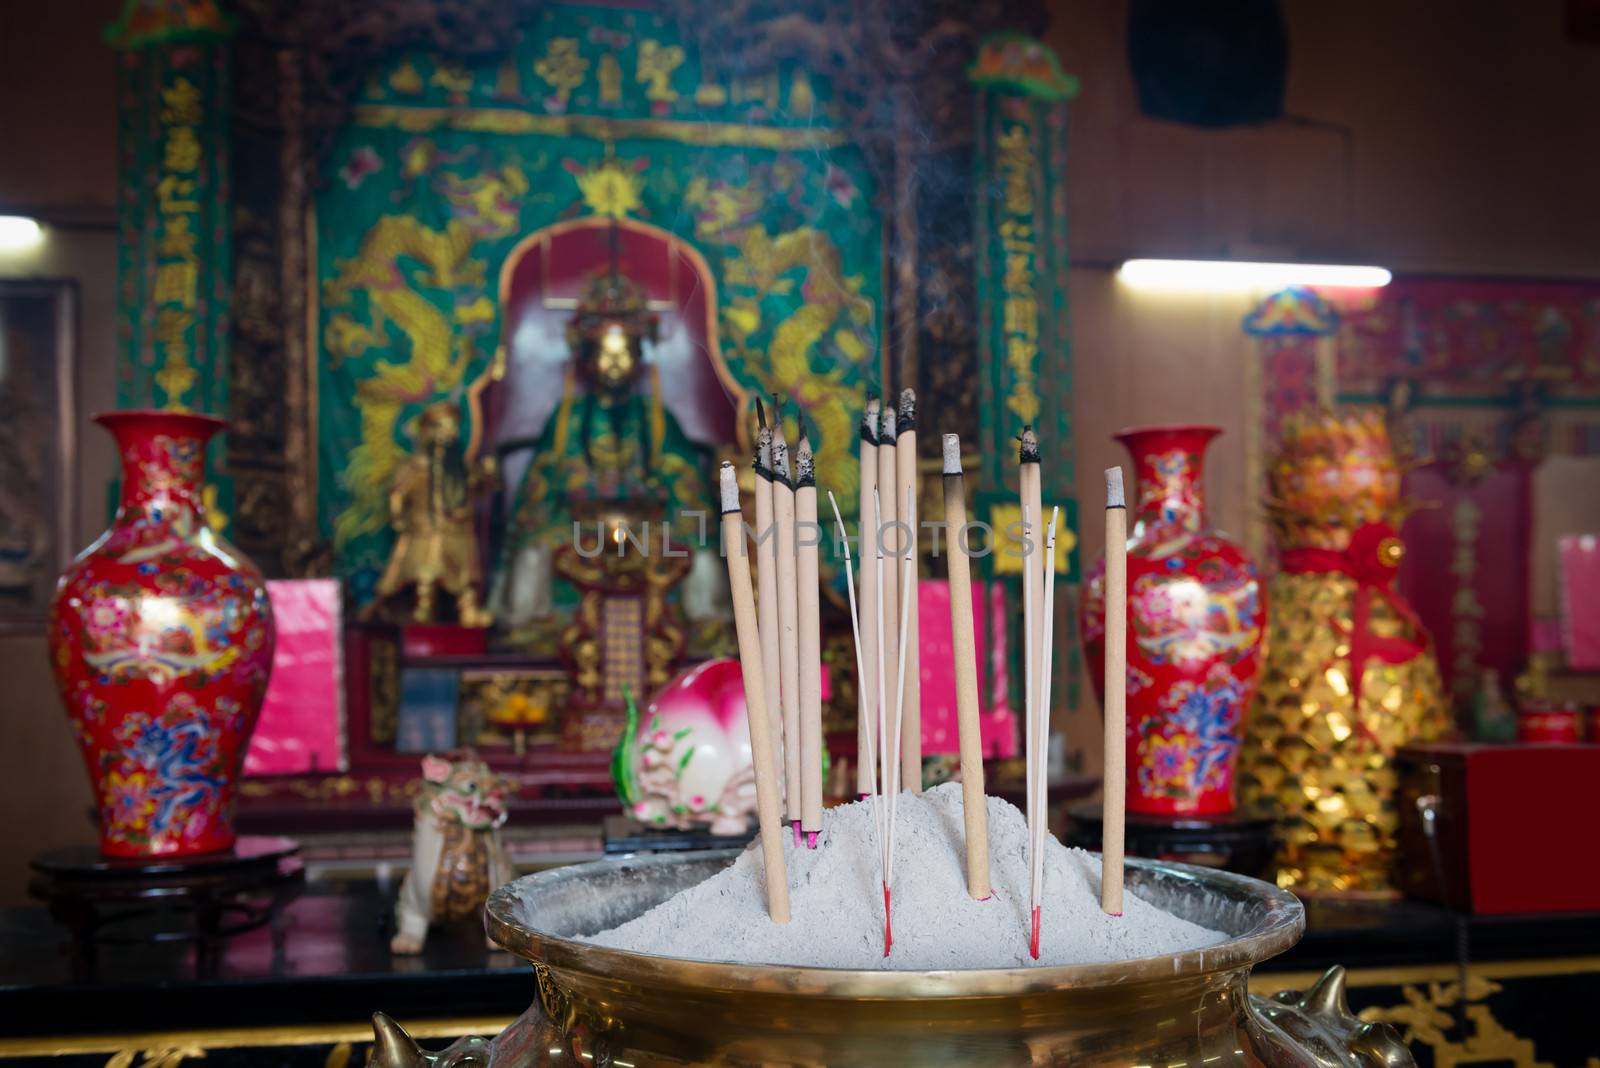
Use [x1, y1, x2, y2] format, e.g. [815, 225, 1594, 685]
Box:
[1559, 535, 1600, 670]
[918, 579, 1018, 759]
[244, 579, 346, 776]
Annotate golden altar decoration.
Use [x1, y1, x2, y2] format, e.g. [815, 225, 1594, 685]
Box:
[1238, 411, 1452, 896]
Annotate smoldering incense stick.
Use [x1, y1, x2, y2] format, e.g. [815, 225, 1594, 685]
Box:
[1102, 467, 1128, 916]
[1018, 429, 1045, 955]
[719, 462, 790, 923]
[942, 435, 991, 901]
[754, 408, 784, 804]
[877, 406, 900, 800]
[856, 395, 880, 800]
[771, 419, 803, 843]
[895, 389, 922, 793]
[795, 433, 823, 848]
[1031, 507, 1059, 960]
[1020, 502, 1038, 958]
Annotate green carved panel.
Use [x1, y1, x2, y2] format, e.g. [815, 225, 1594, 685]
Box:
[314, 3, 884, 598]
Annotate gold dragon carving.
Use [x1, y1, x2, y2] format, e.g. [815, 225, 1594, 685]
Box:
[322, 155, 529, 554]
[683, 169, 874, 503]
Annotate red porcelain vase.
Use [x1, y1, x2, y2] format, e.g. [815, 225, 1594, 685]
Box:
[1081, 426, 1265, 816]
[49, 411, 274, 857]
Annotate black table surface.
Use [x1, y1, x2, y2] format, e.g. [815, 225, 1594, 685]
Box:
[2, 877, 1597, 1038]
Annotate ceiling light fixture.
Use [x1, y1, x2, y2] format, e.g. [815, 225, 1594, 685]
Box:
[0, 215, 45, 253]
[1118, 258, 1391, 291]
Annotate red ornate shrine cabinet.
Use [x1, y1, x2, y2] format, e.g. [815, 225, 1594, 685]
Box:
[236, 625, 617, 837]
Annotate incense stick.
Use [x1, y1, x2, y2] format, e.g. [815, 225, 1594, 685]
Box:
[895, 390, 922, 793]
[1102, 467, 1128, 916]
[1031, 507, 1059, 959]
[885, 485, 918, 953]
[856, 396, 880, 800]
[771, 419, 803, 842]
[754, 408, 784, 807]
[1020, 502, 1038, 958]
[795, 433, 823, 848]
[1018, 429, 1045, 956]
[872, 487, 895, 954]
[877, 407, 900, 802]
[829, 489, 889, 954]
[942, 434, 991, 900]
[719, 463, 790, 923]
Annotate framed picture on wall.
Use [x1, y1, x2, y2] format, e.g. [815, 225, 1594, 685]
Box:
[0, 280, 76, 630]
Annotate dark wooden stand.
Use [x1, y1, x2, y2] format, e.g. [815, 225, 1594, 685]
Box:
[601, 814, 757, 855]
[1065, 802, 1278, 880]
[28, 836, 304, 981]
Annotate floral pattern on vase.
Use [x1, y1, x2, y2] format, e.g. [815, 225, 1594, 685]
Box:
[49, 411, 274, 857]
[1082, 426, 1265, 816]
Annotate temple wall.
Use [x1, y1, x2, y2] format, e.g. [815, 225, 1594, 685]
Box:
[1, 0, 1600, 897]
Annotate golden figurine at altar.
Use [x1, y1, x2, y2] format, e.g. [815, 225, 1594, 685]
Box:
[373, 401, 496, 626]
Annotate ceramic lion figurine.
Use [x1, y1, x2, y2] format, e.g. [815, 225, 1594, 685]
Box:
[390, 752, 515, 955]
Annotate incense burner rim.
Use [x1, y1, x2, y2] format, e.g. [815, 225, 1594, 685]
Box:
[485, 848, 1305, 998]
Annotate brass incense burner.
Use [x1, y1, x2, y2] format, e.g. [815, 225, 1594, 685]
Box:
[369, 851, 1410, 1067]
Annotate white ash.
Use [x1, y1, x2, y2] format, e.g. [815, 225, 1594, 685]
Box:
[942, 433, 962, 475]
[1105, 466, 1125, 508]
[586, 783, 1224, 970]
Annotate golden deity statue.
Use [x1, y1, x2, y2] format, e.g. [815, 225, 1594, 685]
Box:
[1237, 410, 1452, 896]
[374, 401, 496, 626]
[498, 270, 713, 628]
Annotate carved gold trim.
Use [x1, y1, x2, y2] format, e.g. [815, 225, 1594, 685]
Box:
[351, 105, 849, 150]
[0, 1017, 516, 1058]
[1249, 953, 1600, 996]
[1244, 332, 1266, 564]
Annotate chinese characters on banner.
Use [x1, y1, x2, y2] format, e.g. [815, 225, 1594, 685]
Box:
[153, 74, 203, 407]
[111, 10, 233, 524]
[970, 35, 1081, 739]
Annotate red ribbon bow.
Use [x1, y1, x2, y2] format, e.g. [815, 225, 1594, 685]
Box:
[1279, 522, 1429, 714]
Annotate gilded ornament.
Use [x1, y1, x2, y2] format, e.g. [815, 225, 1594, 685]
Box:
[574, 157, 643, 219]
[635, 39, 684, 102]
[1239, 410, 1452, 895]
[533, 37, 588, 109]
[371, 402, 496, 627]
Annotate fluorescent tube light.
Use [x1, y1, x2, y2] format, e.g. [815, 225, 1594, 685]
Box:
[0, 216, 44, 252]
[1118, 259, 1391, 291]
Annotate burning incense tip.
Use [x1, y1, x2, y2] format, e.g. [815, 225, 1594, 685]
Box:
[771, 437, 791, 484]
[941, 433, 962, 475]
[1105, 466, 1125, 508]
[806, 831, 818, 849]
[1019, 427, 1040, 465]
[880, 406, 896, 440]
[897, 387, 916, 430]
[1029, 905, 1041, 960]
[861, 397, 880, 443]
[756, 396, 768, 430]
[718, 461, 741, 514]
[755, 426, 773, 480]
[795, 436, 816, 487]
